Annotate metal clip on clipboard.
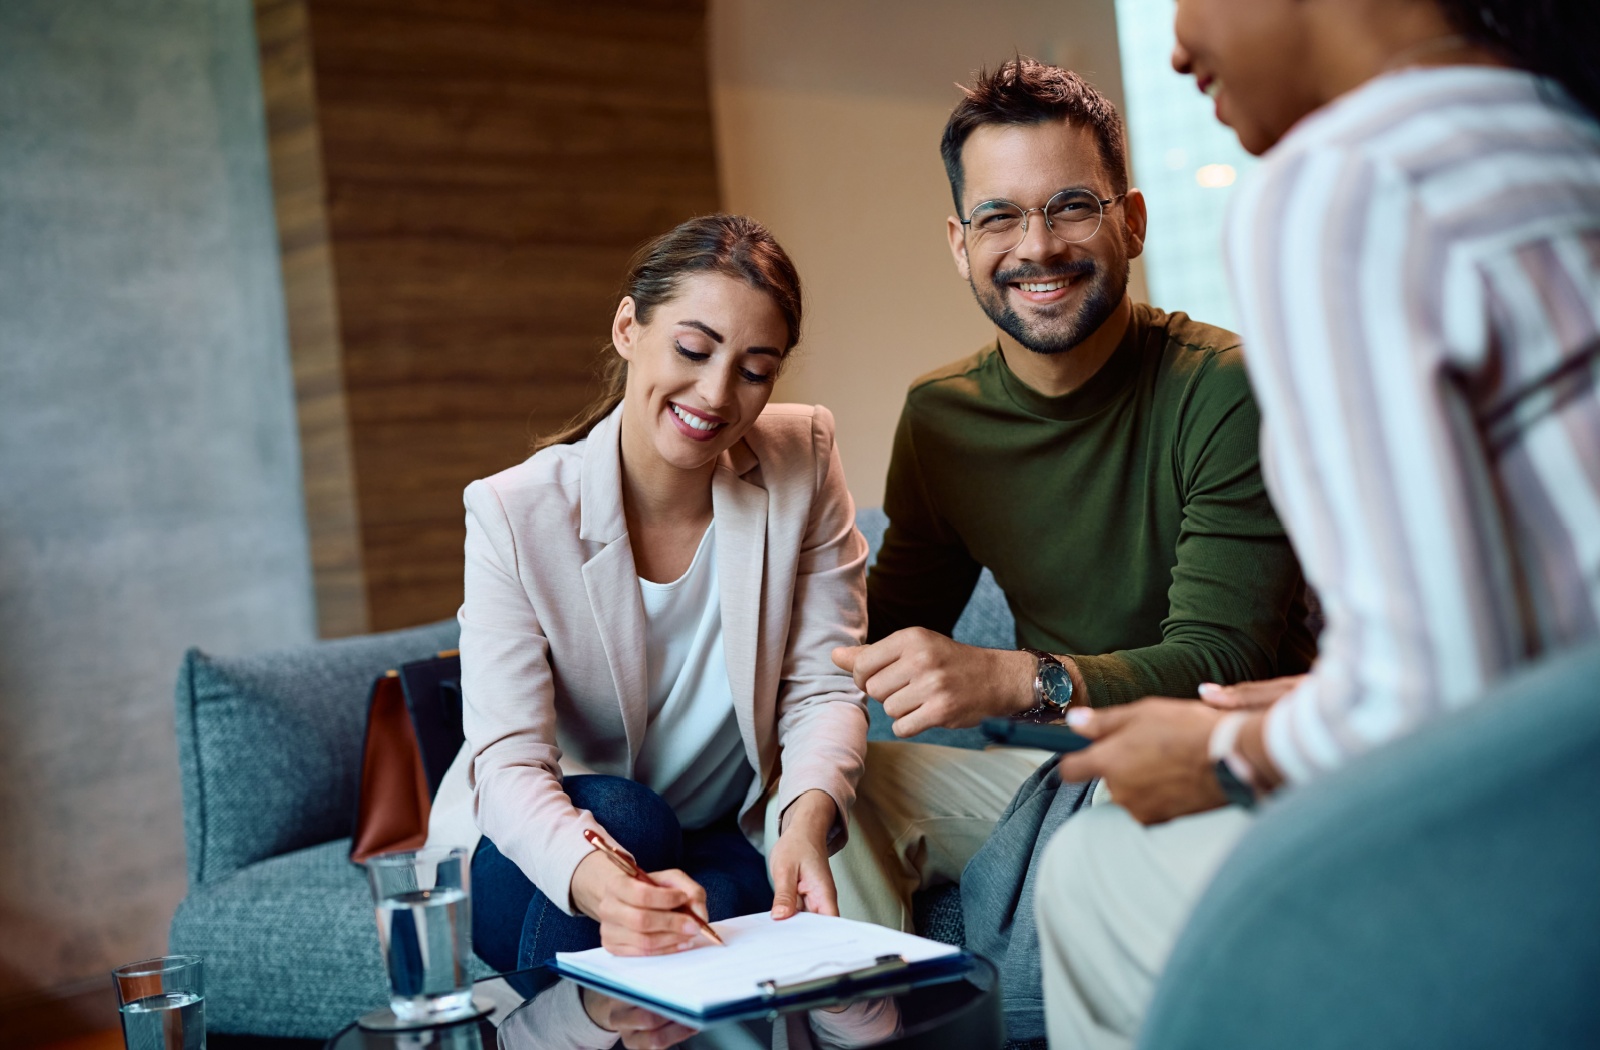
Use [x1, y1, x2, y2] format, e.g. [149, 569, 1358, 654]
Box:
[756, 954, 910, 999]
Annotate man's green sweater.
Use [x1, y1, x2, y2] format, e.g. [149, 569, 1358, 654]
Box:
[869, 302, 1316, 706]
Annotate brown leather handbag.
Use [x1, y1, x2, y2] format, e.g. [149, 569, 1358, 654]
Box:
[350, 650, 464, 863]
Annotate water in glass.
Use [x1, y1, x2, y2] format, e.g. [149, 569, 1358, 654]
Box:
[119, 990, 205, 1050]
[376, 884, 472, 1020]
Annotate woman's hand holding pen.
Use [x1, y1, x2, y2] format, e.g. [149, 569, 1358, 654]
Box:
[769, 788, 840, 920]
[570, 849, 712, 956]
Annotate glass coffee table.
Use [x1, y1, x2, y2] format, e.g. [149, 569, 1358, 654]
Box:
[325, 954, 1001, 1050]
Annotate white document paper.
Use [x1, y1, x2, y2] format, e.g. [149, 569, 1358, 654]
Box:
[553, 911, 962, 1015]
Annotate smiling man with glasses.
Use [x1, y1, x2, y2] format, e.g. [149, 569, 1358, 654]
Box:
[826, 59, 1316, 1038]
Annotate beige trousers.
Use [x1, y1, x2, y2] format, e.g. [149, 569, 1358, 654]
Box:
[1036, 802, 1256, 1049]
[825, 740, 1053, 932]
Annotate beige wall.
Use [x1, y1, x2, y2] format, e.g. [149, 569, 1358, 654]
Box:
[709, 0, 1141, 507]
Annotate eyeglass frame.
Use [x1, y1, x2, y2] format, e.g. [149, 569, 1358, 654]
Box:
[959, 188, 1128, 253]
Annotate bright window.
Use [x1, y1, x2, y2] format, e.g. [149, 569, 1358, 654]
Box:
[1115, 0, 1256, 332]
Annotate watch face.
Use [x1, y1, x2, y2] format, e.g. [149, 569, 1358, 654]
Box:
[1039, 661, 1074, 708]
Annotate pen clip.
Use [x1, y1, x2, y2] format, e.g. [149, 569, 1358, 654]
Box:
[756, 954, 909, 999]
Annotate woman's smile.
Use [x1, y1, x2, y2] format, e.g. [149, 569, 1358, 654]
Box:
[668, 401, 728, 441]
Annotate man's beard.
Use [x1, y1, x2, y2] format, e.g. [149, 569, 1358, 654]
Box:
[970, 257, 1128, 356]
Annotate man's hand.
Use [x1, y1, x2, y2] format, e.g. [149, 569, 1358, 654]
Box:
[832, 628, 1038, 736]
[1058, 699, 1227, 825]
[769, 789, 839, 919]
[1198, 674, 1306, 710]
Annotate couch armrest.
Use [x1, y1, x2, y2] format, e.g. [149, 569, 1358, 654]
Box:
[174, 619, 460, 886]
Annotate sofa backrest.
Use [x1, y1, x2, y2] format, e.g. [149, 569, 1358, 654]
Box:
[174, 619, 460, 885]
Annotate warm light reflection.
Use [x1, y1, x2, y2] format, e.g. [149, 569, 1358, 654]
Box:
[1195, 163, 1237, 188]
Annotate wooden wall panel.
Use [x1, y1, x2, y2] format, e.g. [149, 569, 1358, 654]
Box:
[255, 0, 370, 637]
[313, 0, 720, 631]
[264, 0, 721, 632]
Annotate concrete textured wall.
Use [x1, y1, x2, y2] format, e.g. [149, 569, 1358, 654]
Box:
[0, 0, 314, 1013]
[710, 0, 1140, 508]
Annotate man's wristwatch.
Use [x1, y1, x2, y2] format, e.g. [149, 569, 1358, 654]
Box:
[1019, 647, 1074, 722]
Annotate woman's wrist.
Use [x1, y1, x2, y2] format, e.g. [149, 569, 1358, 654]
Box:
[569, 848, 617, 919]
[779, 788, 838, 842]
[1237, 711, 1285, 793]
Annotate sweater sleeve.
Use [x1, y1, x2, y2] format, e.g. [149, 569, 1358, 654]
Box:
[866, 397, 984, 642]
[1071, 351, 1310, 706]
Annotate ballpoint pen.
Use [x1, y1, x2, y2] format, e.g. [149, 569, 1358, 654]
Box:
[582, 828, 726, 947]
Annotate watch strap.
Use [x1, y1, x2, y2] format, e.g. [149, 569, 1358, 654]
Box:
[1213, 759, 1258, 810]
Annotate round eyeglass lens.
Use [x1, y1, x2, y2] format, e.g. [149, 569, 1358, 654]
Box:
[967, 190, 1105, 253]
[1044, 190, 1106, 243]
[967, 200, 1027, 254]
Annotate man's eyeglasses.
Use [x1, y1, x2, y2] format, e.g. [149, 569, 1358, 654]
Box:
[960, 189, 1126, 254]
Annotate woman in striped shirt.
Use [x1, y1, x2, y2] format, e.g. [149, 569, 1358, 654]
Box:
[1034, 1, 1600, 1046]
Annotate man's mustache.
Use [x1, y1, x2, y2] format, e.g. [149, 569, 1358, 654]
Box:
[991, 258, 1097, 285]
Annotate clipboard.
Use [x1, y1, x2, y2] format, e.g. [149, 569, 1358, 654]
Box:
[550, 912, 970, 1021]
[553, 949, 979, 1025]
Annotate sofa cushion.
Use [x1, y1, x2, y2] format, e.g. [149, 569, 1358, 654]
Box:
[169, 837, 493, 1038]
[174, 619, 460, 885]
[913, 883, 965, 946]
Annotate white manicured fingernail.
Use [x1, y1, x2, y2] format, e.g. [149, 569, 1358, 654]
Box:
[1198, 683, 1222, 698]
[1066, 707, 1091, 728]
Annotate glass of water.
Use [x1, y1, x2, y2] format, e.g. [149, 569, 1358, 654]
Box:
[112, 955, 205, 1050]
[366, 845, 474, 1023]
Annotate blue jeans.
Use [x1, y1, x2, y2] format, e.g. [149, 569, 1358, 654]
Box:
[472, 775, 773, 971]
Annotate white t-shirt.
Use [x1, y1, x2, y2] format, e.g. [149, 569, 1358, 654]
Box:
[630, 520, 754, 829]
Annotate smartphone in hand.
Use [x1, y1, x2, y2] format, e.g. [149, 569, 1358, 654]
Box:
[980, 717, 1092, 753]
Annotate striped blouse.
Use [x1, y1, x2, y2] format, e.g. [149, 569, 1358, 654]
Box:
[1225, 66, 1600, 783]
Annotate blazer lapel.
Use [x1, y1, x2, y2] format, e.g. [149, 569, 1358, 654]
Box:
[578, 407, 649, 770]
[712, 444, 768, 770]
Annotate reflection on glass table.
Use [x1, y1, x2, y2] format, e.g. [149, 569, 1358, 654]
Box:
[324, 956, 1000, 1050]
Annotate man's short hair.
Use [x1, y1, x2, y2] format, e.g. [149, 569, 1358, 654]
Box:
[940, 58, 1130, 213]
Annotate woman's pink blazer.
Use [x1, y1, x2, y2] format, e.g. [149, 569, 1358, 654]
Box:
[427, 402, 870, 913]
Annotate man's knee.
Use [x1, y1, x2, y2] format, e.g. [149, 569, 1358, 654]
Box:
[1037, 809, 1092, 903]
[857, 740, 916, 796]
[564, 775, 681, 871]
[1036, 804, 1135, 930]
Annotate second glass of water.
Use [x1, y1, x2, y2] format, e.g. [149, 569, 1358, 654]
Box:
[366, 845, 474, 1023]
[112, 955, 204, 1050]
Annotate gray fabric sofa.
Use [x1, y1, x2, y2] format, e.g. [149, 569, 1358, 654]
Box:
[168, 507, 1014, 1038]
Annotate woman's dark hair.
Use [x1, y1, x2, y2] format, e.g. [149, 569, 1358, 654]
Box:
[1438, 0, 1600, 120]
[535, 214, 802, 452]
